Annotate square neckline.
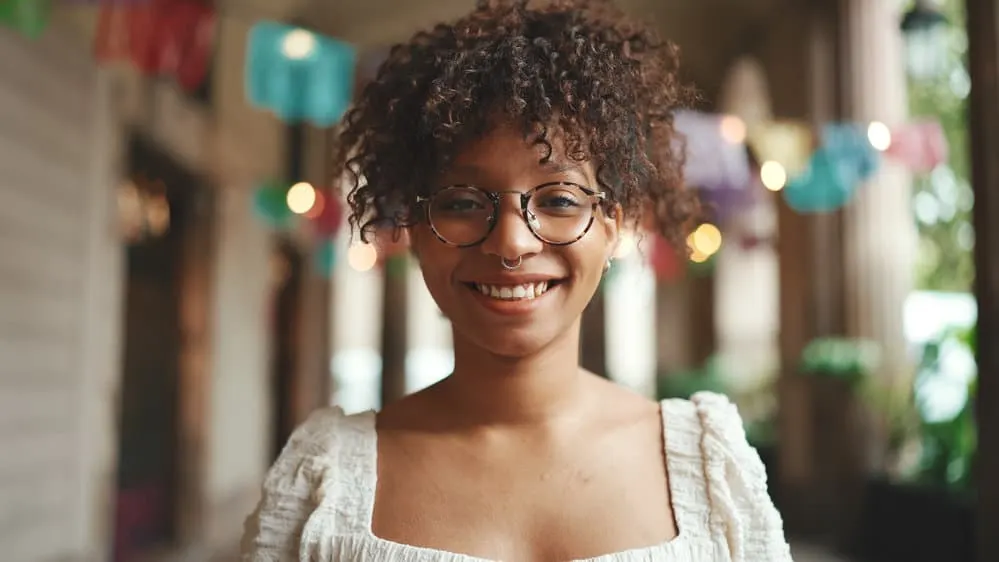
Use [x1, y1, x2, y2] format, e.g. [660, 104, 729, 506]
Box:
[346, 400, 699, 562]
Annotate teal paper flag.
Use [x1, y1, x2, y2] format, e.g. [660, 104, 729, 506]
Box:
[821, 123, 880, 183]
[245, 22, 356, 126]
[783, 149, 856, 213]
[783, 122, 882, 214]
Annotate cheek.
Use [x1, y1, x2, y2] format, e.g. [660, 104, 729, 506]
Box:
[568, 234, 612, 277]
[411, 233, 459, 294]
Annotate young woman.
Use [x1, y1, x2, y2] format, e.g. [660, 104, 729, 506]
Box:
[241, 1, 792, 561]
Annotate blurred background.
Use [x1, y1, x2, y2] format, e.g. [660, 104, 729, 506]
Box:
[1, 0, 997, 561]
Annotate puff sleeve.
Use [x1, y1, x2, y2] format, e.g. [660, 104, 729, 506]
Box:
[692, 391, 793, 562]
[240, 407, 343, 561]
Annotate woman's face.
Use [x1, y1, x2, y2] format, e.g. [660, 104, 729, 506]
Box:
[409, 121, 620, 358]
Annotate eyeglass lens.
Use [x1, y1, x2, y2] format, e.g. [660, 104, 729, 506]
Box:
[427, 184, 595, 246]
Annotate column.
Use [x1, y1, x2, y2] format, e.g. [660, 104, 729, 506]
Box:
[965, 0, 999, 559]
[840, 0, 917, 387]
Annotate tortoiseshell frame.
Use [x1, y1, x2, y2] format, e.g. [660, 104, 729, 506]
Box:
[415, 181, 608, 248]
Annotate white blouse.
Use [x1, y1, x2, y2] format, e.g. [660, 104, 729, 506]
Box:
[240, 391, 793, 562]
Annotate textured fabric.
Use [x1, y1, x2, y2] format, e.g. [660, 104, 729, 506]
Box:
[241, 391, 792, 562]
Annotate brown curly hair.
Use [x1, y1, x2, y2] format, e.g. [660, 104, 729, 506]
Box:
[333, 0, 700, 250]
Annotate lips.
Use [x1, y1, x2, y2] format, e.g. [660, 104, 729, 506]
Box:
[459, 276, 566, 315]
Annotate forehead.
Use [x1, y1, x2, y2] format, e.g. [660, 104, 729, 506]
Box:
[443, 120, 591, 180]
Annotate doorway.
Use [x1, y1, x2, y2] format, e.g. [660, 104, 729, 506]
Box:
[269, 238, 304, 461]
[112, 135, 214, 560]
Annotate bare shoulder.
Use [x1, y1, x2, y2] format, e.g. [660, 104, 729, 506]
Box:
[583, 371, 662, 425]
[374, 382, 453, 433]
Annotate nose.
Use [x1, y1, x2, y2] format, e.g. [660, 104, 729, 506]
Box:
[479, 194, 544, 262]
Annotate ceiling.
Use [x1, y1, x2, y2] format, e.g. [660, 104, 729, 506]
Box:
[299, 0, 795, 102]
[53, 0, 796, 115]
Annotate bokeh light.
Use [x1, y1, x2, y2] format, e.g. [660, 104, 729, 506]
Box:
[286, 182, 317, 214]
[760, 160, 788, 191]
[347, 243, 378, 272]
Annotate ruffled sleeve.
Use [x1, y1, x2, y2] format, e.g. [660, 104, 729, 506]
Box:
[240, 407, 344, 562]
[691, 391, 792, 562]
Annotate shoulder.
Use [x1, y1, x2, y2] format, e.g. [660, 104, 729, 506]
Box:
[264, 406, 377, 486]
[270, 407, 348, 473]
[688, 391, 757, 459]
[240, 406, 367, 560]
[664, 391, 792, 561]
[661, 391, 752, 451]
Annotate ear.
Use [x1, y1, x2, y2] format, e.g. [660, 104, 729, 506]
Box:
[602, 202, 624, 260]
[404, 224, 421, 258]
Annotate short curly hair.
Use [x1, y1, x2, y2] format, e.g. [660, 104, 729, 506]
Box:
[333, 0, 700, 250]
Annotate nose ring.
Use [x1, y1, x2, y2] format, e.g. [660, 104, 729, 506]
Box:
[501, 256, 522, 270]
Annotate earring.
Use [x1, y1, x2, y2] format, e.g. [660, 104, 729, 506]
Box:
[603, 259, 612, 273]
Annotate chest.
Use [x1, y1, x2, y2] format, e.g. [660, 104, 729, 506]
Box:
[370, 428, 678, 562]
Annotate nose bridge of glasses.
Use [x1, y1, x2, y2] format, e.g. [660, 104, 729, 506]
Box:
[486, 189, 533, 212]
[481, 191, 542, 252]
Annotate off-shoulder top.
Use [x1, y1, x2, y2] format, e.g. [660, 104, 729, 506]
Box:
[240, 391, 793, 562]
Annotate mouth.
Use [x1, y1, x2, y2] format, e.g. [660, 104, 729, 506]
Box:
[463, 279, 566, 302]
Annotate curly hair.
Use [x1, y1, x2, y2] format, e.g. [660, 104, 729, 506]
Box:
[333, 0, 700, 250]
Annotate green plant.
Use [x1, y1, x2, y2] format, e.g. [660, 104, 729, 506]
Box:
[657, 356, 778, 447]
[800, 337, 882, 386]
[656, 355, 727, 400]
[912, 325, 977, 492]
[858, 376, 923, 478]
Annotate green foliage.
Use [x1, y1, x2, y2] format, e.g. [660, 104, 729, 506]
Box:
[799, 337, 882, 386]
[911, 325, 977, 492]
[656, 356, 728, 400]
[908, 0, 974, 292]
[656, 356, 777, 447]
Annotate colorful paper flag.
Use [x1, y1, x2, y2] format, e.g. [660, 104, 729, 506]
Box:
[0, 0, 50, 38]
[245, 22, 356, 126]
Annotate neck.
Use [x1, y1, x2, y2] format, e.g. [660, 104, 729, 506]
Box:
[438, 320, 591, 427]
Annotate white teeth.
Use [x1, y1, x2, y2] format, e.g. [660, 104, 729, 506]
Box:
[474, 281, 552, 301]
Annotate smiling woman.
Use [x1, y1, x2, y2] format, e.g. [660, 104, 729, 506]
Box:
[241, 1, 792, 561]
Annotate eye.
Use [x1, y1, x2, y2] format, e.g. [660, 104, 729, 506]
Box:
[534, 188, 583, 209]
[538, 194, 581, 208]
[431, 187, 492, 216]
[440, 197, 485, 212]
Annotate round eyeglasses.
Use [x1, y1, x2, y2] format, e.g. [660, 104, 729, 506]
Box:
[416, 182, 608, 247]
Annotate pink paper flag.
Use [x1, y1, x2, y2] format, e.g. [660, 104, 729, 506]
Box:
[886, 120, 949, 173]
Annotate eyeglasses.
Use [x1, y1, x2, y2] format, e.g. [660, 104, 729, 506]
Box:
[416, 182, 607, 247]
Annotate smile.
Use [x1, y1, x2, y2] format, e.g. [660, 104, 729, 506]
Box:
[472, 281, 552, 301]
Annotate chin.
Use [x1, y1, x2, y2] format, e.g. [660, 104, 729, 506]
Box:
[456, 323, 562, 360]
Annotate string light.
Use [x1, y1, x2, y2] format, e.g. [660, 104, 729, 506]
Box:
[347, 243, 378, 272]
[719, 115, 747, 145]
[282, 29, 316, 60]
[760, 161, 788, 191]
[687, 223, 723, 263]
[286, 182, 317, 214]
[867, 121, 892, 151]
[690, 223, 722, 255]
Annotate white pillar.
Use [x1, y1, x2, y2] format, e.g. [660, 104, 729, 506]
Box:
[841, 0, 917, 382]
